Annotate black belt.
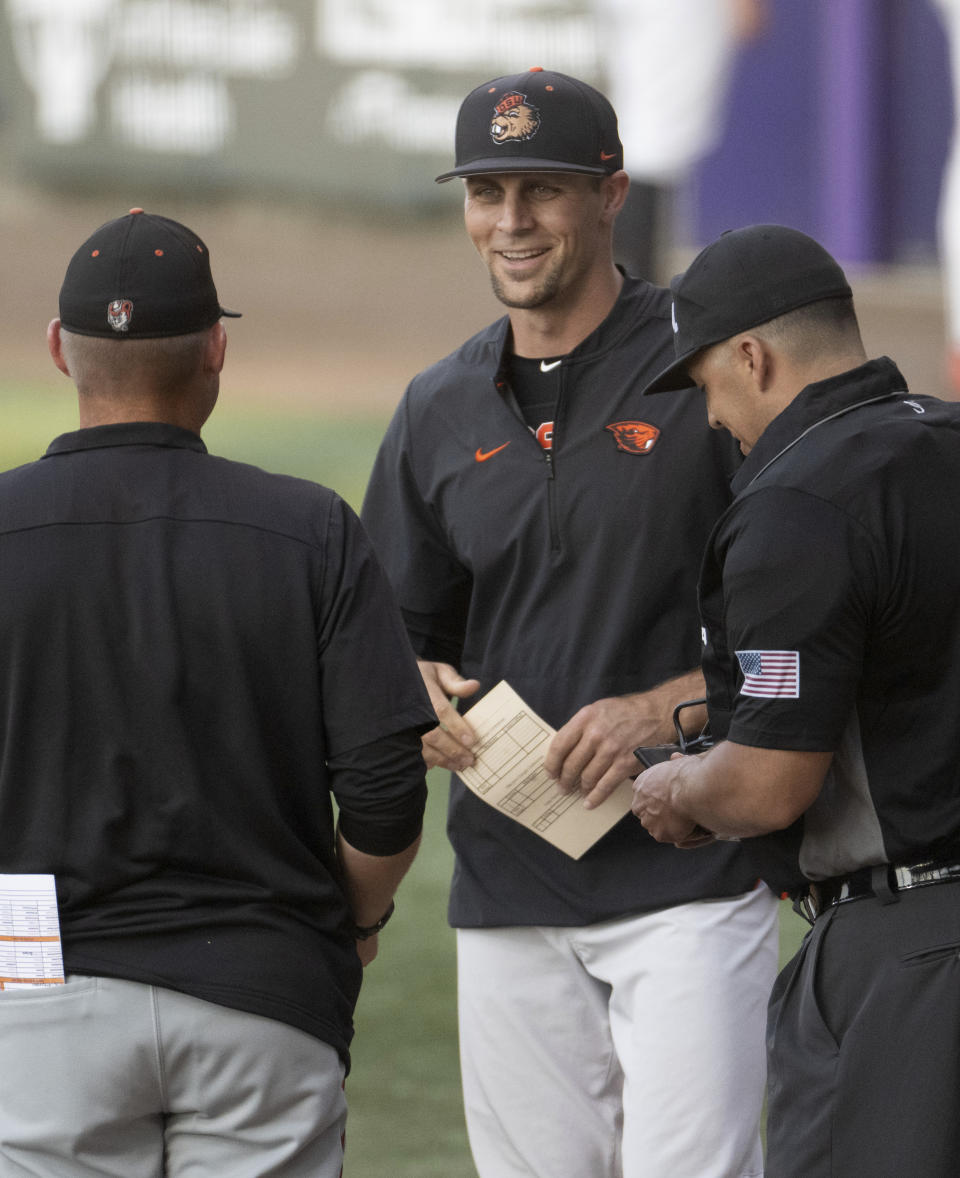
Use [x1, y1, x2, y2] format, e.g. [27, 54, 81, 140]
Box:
[793, 857, 960, 924]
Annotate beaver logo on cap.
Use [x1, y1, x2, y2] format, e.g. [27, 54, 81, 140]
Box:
[605, 421, 661, 455]
[107, 299, 134, 333]
[490, 91, 541, 145]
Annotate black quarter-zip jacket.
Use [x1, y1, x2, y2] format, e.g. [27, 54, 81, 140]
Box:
[363, 276, 761, 926]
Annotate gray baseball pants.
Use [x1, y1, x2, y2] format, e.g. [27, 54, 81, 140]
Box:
[0, 975, 347, 1177]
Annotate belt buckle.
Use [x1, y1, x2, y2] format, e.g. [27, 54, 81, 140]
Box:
[792, 885, 819, 925]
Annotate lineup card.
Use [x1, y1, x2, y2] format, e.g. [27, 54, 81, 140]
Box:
[457, 681, 634, 859]
[0, 874, 65, 989]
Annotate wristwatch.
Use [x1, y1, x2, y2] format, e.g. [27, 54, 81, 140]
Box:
[351, 900, 395, 941]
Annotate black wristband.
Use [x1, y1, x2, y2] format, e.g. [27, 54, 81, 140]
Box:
[351, 900, 395, 941]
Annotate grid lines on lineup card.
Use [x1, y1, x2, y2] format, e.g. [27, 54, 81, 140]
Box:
[464, 710, 580, 832]
[467, 712, 548, 794]
[505, 766, 581, 830]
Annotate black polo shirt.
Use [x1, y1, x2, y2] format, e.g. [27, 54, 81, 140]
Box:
[700, 358, 960, 887]
[0, 422, 433, 1065]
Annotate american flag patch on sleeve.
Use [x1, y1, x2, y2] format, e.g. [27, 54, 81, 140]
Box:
[735, 650, 800, 699]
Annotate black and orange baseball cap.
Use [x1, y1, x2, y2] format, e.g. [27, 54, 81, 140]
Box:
[59, 208, 241, 339]
[642, 224, 853, 395]
[436, 67, 623, 183]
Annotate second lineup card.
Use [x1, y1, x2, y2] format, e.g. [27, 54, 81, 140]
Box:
[0, 873, 65, 990]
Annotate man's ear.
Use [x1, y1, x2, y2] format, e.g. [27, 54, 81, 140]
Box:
[735, 334, 774, 391]
[204, 321, 227, 375]
[47, 319, 71, 377]
[603, 170, 631, 221]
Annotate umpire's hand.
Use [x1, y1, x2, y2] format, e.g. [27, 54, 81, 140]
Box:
[632, 754, 716, 848]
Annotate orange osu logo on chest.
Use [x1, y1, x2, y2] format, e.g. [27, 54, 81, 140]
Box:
[605, 421, 660, 454]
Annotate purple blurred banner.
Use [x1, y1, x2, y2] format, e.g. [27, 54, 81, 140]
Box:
[691, 0, 952, 264]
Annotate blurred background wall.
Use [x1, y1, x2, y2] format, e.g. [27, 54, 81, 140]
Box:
[0, 0, 951, 261]
[0, 0, 599, 212]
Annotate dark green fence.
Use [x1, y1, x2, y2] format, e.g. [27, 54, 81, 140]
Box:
[0, 0, 600, 209]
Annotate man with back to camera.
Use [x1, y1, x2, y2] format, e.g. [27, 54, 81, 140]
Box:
[360, 69, 780, 1178]
[0, 208, 435, 1177]
[634, 223, 960, 1177]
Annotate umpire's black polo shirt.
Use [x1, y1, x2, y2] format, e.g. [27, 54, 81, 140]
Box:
[700, 358, 960, 889]
[0, 422, 433, 1065]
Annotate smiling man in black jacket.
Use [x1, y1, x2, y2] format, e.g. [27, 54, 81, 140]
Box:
[361, 69, 779, 1178]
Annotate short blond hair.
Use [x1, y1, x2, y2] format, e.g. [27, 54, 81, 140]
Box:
[59, 328, 209, 397]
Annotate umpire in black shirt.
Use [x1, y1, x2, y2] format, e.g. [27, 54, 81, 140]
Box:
[0, 209, 434, 1177]
[632, 223, 960, 1177]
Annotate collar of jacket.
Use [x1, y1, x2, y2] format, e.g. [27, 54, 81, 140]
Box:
[730, 355, 907, 497]
[491, 274, 664, 386]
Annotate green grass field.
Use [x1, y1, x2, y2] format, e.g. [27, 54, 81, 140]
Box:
[0, 383, 807, 1177]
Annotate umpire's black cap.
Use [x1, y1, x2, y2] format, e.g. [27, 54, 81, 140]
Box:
[59, 208, 241, 340]
[642, 224, 854, 395]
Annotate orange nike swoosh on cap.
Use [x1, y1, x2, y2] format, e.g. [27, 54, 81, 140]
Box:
[475, 442, 511, 462]
[600, 151, 616, 160]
